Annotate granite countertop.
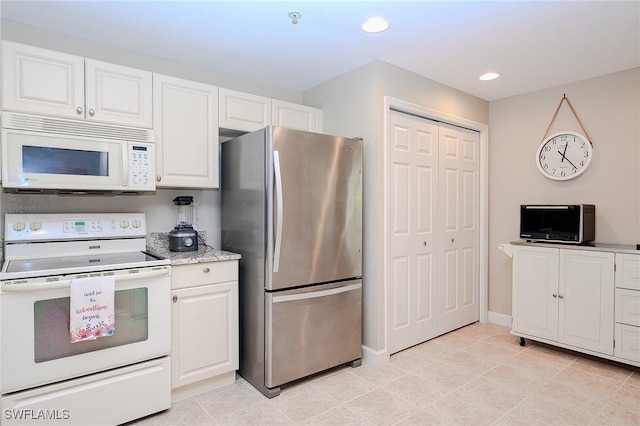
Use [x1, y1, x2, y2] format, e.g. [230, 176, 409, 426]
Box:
[510, 240, 640, 255]
[146, 232, 241, 265]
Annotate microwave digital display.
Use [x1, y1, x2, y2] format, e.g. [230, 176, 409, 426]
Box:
[22, 145, 109, 177]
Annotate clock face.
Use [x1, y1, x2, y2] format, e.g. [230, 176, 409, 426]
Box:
[536, 131, 593, 180]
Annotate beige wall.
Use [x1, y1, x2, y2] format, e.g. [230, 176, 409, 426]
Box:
[305, 61, 489, 355]
[489, 68, 640, 316]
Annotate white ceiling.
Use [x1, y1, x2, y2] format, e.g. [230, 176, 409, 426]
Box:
[2, 1, 639, 101]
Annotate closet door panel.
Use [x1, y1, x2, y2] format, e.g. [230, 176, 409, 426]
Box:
[438, 124, 480, 333]
[388, 111, 439, 353]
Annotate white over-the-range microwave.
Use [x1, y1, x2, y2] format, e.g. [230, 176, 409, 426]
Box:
[1, 112, 156, 194]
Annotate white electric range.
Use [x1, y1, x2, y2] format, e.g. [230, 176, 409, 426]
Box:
[0, 213, 171, 425]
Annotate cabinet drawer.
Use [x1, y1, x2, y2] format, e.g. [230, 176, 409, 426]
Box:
[616, 254, 640, 290]
[615, 288, 640, 326]
[615, 323, 640, 363]
[171, 261, 238, 290]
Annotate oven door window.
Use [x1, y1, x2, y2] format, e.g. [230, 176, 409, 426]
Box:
[33, 288, 148, 363]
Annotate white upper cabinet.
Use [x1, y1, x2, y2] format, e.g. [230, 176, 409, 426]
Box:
[218, 88, 323, 134]
[1, 41, 152, 128]
[2, 41, 84, 119]
[219, 88, 271, 133]
[272, 99, 323, 133]
[84, 59, 152, 127]
[153, 73, 219, 188]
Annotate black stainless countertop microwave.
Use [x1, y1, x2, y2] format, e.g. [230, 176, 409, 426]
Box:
[520, 204, 595, 244]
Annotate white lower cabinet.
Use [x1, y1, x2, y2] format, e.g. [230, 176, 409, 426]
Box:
[614, 254, 640, 363]
[513, 246, 617, 358]
[171, 261, 239, 401]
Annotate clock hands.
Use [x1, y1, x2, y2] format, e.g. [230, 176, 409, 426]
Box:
[557, 148, 578, 169]
[560, 143, 568, 163]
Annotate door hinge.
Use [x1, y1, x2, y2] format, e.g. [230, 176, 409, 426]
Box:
[614, 263, 617, 272]
[613, 339, 615, 348]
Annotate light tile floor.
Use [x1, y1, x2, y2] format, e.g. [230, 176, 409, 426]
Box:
[132, 322, 640, 425]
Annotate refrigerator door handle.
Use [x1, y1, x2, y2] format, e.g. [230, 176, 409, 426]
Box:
[272, 282, 362, 303]
[273, 150, 284, 273]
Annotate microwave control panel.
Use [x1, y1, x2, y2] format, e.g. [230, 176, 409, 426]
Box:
[128, 143, 155, 190]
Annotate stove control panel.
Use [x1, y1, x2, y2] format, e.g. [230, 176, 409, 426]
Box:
[5, 213, 147, 242]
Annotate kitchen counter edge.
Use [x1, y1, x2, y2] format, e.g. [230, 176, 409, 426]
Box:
[510, 240, 639, 255]
[146, 233, 241, 265]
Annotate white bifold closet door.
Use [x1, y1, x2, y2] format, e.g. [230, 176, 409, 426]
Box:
[388, 110, 480, 354]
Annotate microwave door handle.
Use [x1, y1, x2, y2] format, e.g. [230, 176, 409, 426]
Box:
[122, 143, 129, 187]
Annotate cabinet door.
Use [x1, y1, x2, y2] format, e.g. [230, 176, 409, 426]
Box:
[272, 99, 322, 132]
[85, 59, 153, 128]
[153, 74, 219, 188]
[560, 249, 614, 355]
[1, 41, 84, 119]
[219, 88, 271, 132]
[171, 282, 239, 389]
[513, 246, 559, 341]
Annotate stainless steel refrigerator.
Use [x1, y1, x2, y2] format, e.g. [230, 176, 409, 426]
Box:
[221, 126, 362, 398]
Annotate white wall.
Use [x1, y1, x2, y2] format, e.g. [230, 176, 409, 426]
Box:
[489, 68, 640, 316]
[304, 61, 489, 354]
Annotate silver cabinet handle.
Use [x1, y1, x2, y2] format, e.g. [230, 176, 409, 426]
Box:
[558, 294, 564, 299]
[172, 295, 177, 303]
[89, 109, 95, 116]
[156, 176, 161, 182]
[273, 150, 283, 273]
[203, 267, 210, 273]
[552, 293, 558, 298]
[423, 241, 427, 246]
[76, 107, 83, 115]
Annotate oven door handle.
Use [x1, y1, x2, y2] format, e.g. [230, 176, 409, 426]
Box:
[1, 267, 170, 293]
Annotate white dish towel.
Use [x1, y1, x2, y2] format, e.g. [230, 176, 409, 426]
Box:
[69, 275, 116, 343]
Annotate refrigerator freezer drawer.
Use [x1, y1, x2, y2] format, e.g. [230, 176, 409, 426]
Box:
[265, 280, 362, 388]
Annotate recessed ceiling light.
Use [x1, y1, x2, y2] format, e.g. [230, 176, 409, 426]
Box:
[361, 17, 389, 33]
[479, 72, 500, 81]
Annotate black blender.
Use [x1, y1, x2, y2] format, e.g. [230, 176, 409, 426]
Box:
[169, 196, 198, 252]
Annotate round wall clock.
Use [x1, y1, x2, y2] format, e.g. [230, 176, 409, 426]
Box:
[536, 131, 593, 180]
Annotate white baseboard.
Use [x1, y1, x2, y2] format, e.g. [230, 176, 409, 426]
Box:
[361, 345, 389, 366]
[488, 311, 512, 327]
